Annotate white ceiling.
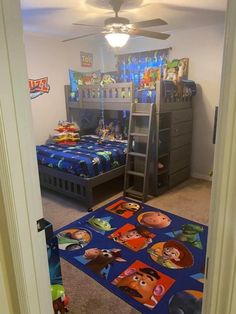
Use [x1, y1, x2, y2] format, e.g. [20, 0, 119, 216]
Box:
[21, 0, 226, 41]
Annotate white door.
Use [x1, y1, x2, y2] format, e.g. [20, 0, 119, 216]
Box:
[0, 0, 53, 313]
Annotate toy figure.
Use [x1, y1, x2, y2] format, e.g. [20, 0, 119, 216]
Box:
[138, 211, 172, 229]
[95, 118, 104, 137]
[51, 284, 69, 314]
[148, 240, 194, 269]
[163, 58, 189, 99]
[108, 121, 115, 138]
[100, 74, 116, 87]
[114, 121, 123, 139]
[101, 126, 110, 139]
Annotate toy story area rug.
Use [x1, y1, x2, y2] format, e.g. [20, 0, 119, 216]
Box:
[55, 197, 208, 313]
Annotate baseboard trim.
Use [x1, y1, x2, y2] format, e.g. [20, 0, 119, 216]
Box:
[191, 172, 212, 181]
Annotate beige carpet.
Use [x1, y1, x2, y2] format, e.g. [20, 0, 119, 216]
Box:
[42, 177, 211, 314]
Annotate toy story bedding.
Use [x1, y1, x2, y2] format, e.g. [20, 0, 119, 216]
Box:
[55, 197, 207, 313]
[36, 136, 127, 178]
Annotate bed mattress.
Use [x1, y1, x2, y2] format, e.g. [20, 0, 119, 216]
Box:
[36, 136, 127, 178]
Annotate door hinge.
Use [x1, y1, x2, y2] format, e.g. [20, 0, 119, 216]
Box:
[205, 256, 209, 280]
[37, 218, 53, 242]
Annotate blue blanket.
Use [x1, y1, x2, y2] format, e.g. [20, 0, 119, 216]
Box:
[36, 136, 127, 178]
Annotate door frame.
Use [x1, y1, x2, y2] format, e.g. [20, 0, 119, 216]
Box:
[0, 0, 52, 313]
[0, 0, 236, 313]
[203, 0, 236, 313]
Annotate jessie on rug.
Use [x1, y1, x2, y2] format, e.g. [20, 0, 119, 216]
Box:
[55, 197, 207, 313]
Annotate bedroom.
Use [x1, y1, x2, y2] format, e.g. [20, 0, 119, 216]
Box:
[0, 0, 229, 314]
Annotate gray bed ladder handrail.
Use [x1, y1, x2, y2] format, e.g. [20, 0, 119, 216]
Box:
[123, 102, 156, 203]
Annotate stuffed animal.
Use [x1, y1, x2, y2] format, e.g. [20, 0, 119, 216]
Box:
[114, 121, 123, 139]
[100, 74, 116, 87]
[51, 285, 69, 314]
[163, 58, 189, 98]
[95, 118, 105, 137]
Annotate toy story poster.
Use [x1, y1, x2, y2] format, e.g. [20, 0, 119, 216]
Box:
[80, 51, 93, 67]
[55, 197, 207, 313]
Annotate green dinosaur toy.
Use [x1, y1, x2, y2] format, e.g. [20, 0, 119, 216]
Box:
[175, 223, 204, 249]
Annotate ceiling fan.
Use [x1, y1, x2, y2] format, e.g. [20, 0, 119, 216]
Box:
[62, 0, 170, 47]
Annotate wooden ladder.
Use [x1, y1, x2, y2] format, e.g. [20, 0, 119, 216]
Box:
[124, 102, 156, 202]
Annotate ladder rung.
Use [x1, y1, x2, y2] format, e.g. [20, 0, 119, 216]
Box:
[132, 112, 150, 117]
[128, 152, 146, 158]
[127, 171, 144, 177]
[130, 133, 148, 137]
[124, 188, 143, 199]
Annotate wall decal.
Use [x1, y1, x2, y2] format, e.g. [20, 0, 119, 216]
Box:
[29, 77, 50, 99]
[80, 51, 93, 67]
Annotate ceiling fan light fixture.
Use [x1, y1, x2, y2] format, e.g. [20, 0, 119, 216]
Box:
[105, 31, 130, 48]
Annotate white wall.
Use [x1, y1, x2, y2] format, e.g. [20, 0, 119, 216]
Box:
[24, 34, 103, 144]
[101, 23, 225, 178]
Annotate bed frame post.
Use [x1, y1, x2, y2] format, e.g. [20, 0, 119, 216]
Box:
[86, 186, 93, 212]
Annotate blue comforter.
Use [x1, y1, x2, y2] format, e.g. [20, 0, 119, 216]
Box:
[36, 136, 127, 178]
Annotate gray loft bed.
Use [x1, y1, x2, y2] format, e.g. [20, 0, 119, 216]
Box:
[38, 82, 133, 211]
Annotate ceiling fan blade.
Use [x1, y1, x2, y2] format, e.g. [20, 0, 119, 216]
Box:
[72, 23, 103, 28]
[129, 29, 170, 40]
[132, 18, 167, 29]
[62, 33, 101, 42]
